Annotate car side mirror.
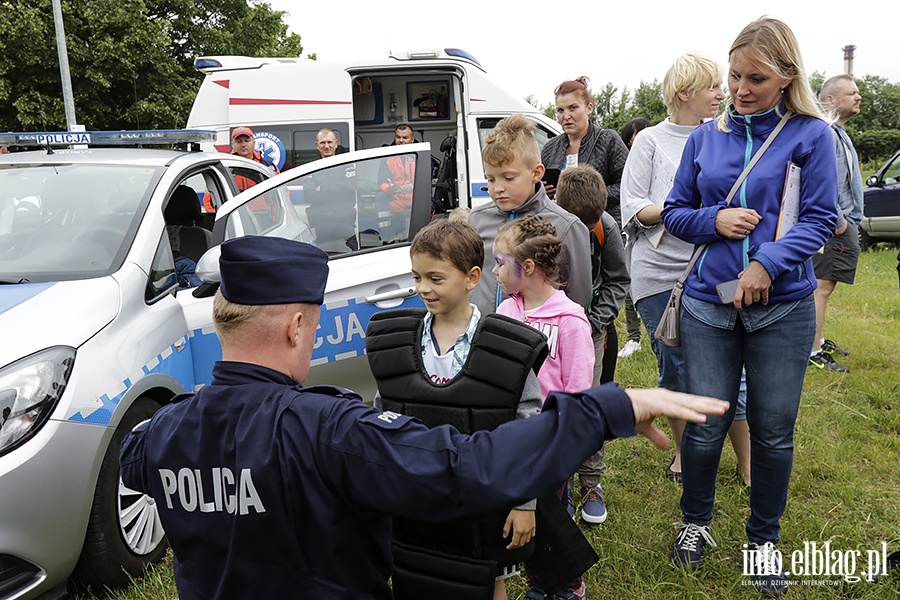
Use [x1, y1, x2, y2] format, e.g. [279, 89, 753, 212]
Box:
[196, 245, 221, 283]
[866, 175, 879, 187]
[191, 245, 222, 298]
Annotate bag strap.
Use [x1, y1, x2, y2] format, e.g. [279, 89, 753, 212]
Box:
[674, 110, 794, 284]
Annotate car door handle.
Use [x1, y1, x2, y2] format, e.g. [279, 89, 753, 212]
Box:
[365, 287, 417, 304]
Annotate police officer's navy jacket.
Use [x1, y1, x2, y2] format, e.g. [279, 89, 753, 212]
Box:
[120, 360, 636, 600]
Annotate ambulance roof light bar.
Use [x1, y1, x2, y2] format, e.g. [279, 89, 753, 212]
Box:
[389, 48, 482, 69]
[193, 56, 307, 73]
[0, 129, 216, 149]
[443, 48, 482, 67]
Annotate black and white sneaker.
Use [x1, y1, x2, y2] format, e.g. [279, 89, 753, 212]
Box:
[749, 542, 788, 596]
[671, 522, 716, 570]
[809, 352, 849, 373]
[822, 338, 850, 357]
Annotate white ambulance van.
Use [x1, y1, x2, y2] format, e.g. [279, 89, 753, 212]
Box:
[186, 48, 561, 210]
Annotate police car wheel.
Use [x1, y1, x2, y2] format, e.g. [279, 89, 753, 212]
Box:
[72, 397, 168, 589]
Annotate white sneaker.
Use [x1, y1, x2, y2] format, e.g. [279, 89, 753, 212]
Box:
[618, 339, 642, 358]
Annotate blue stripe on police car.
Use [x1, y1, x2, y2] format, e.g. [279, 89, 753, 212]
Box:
[82, 293, 426, 422]
[0, 282, 55, 315]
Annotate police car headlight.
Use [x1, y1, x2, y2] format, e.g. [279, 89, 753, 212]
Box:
[0, 347, 75, 457]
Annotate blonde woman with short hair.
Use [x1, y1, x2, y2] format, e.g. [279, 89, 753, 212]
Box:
[621, 52, 751, 488]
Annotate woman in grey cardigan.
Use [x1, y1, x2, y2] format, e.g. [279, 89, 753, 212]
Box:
[620, 53, 750, 485]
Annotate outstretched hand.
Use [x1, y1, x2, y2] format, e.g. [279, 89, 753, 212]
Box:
[625, 388, 729, 449]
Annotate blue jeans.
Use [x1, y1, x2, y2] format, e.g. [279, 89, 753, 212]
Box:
[679, 294, 815, 544]
[636, 290, 747, 419]
[636, 291, 687, 393]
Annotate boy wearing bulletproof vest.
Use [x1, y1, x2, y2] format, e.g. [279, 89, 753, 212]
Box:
[366, 218, 548, 600]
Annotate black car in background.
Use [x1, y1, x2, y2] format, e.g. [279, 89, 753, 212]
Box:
[861, 149, 900, 249]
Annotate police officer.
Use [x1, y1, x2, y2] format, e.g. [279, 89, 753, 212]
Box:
[120, 235, 727, 600]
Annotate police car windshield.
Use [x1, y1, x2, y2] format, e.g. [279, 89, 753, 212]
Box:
[0, 163, 158, 282]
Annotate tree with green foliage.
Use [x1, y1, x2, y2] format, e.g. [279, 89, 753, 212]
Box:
[591, 82, 630, 130]
[851, 75, 900, 165]
[808, 70, 825, 98]
[629, 80, 666, 126]
[0, 0, 306, 131]
[853, 75, 900, 132]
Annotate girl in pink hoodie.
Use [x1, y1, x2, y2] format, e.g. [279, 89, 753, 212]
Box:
[494, 215, 594, 599]
[495, 215, 595, 401]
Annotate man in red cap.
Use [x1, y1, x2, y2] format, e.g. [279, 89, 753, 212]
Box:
[230, 126, 280, 174]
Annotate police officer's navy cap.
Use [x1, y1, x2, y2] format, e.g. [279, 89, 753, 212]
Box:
[219, 236, 329, 305]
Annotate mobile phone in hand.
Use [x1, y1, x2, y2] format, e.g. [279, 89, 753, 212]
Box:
[543, 168, 561, 188]
[716, 279, 741, 304]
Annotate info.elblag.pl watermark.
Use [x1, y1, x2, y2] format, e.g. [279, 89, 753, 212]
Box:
[741, 541, 891, 585]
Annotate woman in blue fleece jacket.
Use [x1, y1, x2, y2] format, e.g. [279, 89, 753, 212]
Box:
[660, 17, 837, 594]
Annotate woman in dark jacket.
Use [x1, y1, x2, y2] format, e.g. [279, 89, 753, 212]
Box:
[541, 76, 632, 390]
[540, 76, 629, 226]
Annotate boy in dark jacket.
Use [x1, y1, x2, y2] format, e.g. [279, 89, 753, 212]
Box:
[555, 165, 630, 525]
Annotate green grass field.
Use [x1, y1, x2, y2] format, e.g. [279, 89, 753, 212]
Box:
[73, 247, 900, 599]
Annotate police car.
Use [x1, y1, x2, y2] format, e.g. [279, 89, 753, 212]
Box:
[0, 131, 430, 599]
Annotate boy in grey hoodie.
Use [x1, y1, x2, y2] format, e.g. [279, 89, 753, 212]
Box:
[468, 114, 591, 318]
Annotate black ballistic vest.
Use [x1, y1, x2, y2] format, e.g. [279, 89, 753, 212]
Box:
[366, 308, 548, 433]
[366, 308, 548, 565]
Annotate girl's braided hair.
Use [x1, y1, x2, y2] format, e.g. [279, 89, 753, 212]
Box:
[497, 214, 561, 284]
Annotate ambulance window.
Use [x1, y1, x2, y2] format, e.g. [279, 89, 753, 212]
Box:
[290, 125, 349, 169]
[477, 118, 556, 155]
[476, 119, 498, 149]
[532, 124, 556, 153]
[223, 153, 418, 255]
[238, 124, 350, 171]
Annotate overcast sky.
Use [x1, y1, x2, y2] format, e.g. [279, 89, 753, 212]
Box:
[265, 1, 896, 107]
